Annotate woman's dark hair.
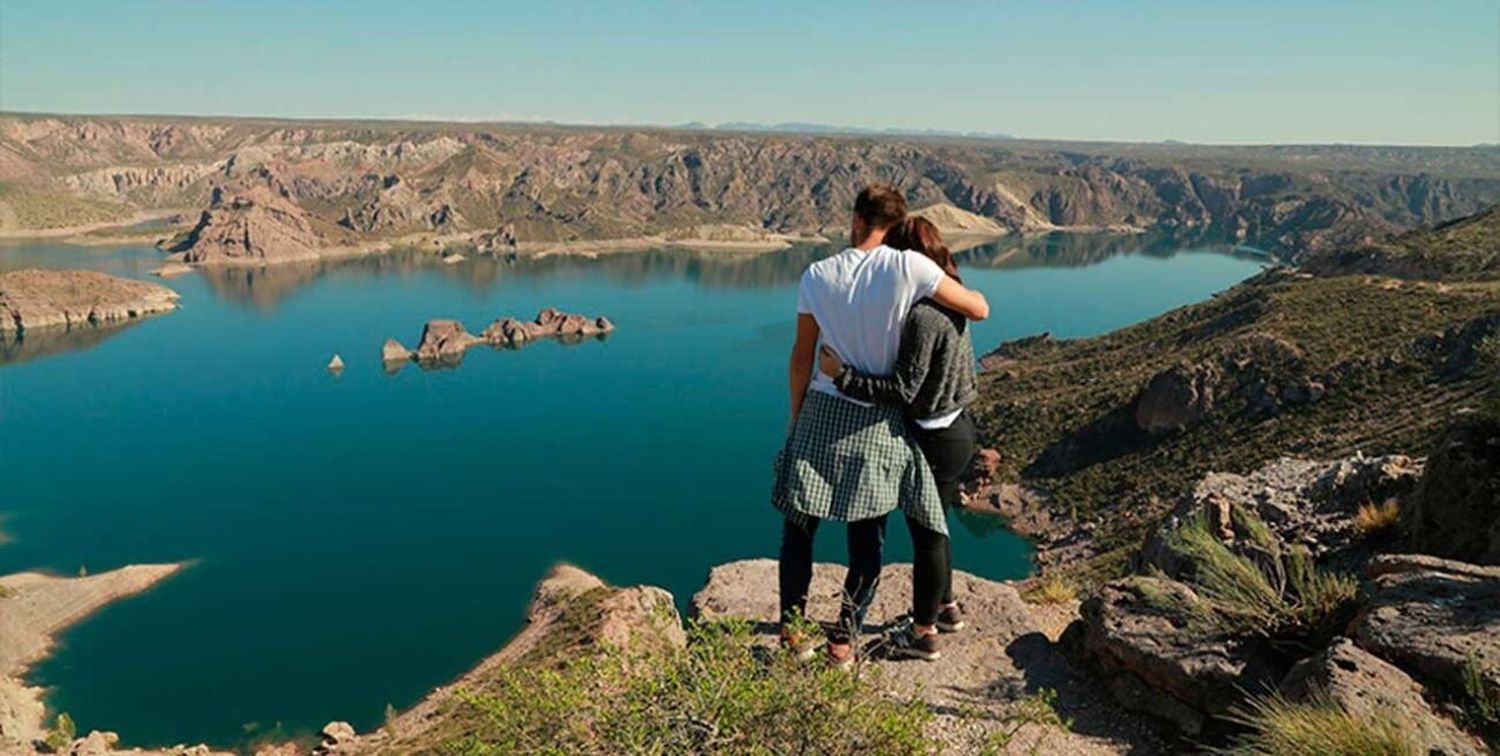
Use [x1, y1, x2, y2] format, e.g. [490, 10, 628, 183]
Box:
[888, 216, 960, 283]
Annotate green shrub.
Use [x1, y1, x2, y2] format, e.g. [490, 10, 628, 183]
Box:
[1167, 509, 1357, 639]
[443, 617, 935, 755]
[1220, 692, 1417, 755]
[45, 712, 77, 751]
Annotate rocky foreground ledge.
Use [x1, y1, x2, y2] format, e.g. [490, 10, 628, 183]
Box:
[0, 269, 179, 335]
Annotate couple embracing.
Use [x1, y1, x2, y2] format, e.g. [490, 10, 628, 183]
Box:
[772, 183, 988, 667]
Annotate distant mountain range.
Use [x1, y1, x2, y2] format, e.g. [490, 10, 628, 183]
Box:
[673, 121, 1017, 140]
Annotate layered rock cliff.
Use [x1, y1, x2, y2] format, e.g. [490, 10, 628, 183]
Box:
[3, 114, 1498, 261]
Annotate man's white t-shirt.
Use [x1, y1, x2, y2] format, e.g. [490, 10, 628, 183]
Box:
[797, 245, 946, 405]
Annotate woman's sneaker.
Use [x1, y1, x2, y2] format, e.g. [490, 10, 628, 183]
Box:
[890, 626, 942, 661]
[936, 602, 966, 633]
[826, 640, 856, 670]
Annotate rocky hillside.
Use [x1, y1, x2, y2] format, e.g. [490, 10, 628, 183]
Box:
[973, 205, 1500, 582]
[1300, 204, 1500, 281]
[3, 114, 1499, 262]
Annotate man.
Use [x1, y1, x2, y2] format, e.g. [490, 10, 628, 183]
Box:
[772, 184, 988, 666]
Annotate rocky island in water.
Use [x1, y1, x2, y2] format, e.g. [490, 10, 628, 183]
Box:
[383, 308, 615, 372]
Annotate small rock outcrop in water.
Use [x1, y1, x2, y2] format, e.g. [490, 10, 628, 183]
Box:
[383, 309, 614, 373]
[327, 354, 345, 373]
[480, 307, 615, 347]
[411, 319, 479, 365]
[0, 268, 179, 334]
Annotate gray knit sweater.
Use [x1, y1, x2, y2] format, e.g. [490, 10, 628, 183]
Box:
[834, 299, 978, 421]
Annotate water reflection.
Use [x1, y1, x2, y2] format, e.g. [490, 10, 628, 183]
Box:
[0, 230, 1268, 366]
[193, 228, 1267, 308]
[0, 322, 144, 367]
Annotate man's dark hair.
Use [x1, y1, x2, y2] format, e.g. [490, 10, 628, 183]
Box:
[853, 184, 908, 230]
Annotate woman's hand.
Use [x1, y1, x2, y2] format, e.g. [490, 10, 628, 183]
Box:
[818, 345, 845, 377]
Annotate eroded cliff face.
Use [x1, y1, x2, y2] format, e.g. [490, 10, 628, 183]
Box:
[3, 114, 1499, 256]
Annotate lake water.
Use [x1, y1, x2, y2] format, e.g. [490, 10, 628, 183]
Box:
[0, 232, 1264, 748]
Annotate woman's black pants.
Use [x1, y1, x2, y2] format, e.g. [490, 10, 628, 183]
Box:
[908, 410, 978, 626]
[779, 514, 887, 642]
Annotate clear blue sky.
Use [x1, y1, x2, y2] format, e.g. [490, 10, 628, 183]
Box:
[1, 0, 1495, 145]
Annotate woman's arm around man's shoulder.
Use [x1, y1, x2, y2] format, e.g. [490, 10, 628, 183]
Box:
[932, 276, 989, 321]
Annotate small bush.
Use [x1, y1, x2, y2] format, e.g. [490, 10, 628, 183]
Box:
[1022, 577, 1079, 604]
[444, 617, 936, 755]
[1167, 509, 1357, 639]
[45, 712, 77, 751]
[1354, 499, 1401, 536]
[0, 584, 15, 599]
[1221, 692, 1417, 755]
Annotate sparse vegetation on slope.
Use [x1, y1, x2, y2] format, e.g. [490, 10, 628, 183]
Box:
[974, 205, 1500, 583]
[445, 618, 934, 755]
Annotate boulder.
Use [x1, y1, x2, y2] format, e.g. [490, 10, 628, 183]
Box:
[1281, 638, 1485, 755]
[1405, 411, 1500, 564]
[1069, 576, 1280, 735]
[1138, 455, 1423, 577]
[66, 731, 119, 756]
[1351, 559, 1500, 698]
[313, 721, 355, 754]
[327, 354, 344, 372]
[381, 339, 410, 364]
[1134, 361, 1220, 433]
[412, 319, 477, 363]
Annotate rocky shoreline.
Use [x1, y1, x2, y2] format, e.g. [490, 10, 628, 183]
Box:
[0, 564, 216, 755]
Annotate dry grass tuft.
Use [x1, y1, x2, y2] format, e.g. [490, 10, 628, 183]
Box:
[1022, 577, 1079, 604]
[1221, 692, 1417, 755]
[1355, 499, 1402, 535]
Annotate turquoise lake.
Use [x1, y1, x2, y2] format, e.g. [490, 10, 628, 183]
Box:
[0, 233, 1264, 748]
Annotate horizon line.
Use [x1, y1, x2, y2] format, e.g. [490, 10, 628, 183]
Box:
[1, 108, 1494, 151]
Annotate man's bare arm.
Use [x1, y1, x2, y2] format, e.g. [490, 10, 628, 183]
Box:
[788, 314, 820, 431]
[932, 276, 990, 321]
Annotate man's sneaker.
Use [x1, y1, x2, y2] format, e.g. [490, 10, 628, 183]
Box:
[936, 602, 966, 633]
[890, 626, 941, 661]
[780, 626, 823, 662]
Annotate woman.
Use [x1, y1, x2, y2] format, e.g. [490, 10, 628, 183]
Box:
[818, 216, 980, 661]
